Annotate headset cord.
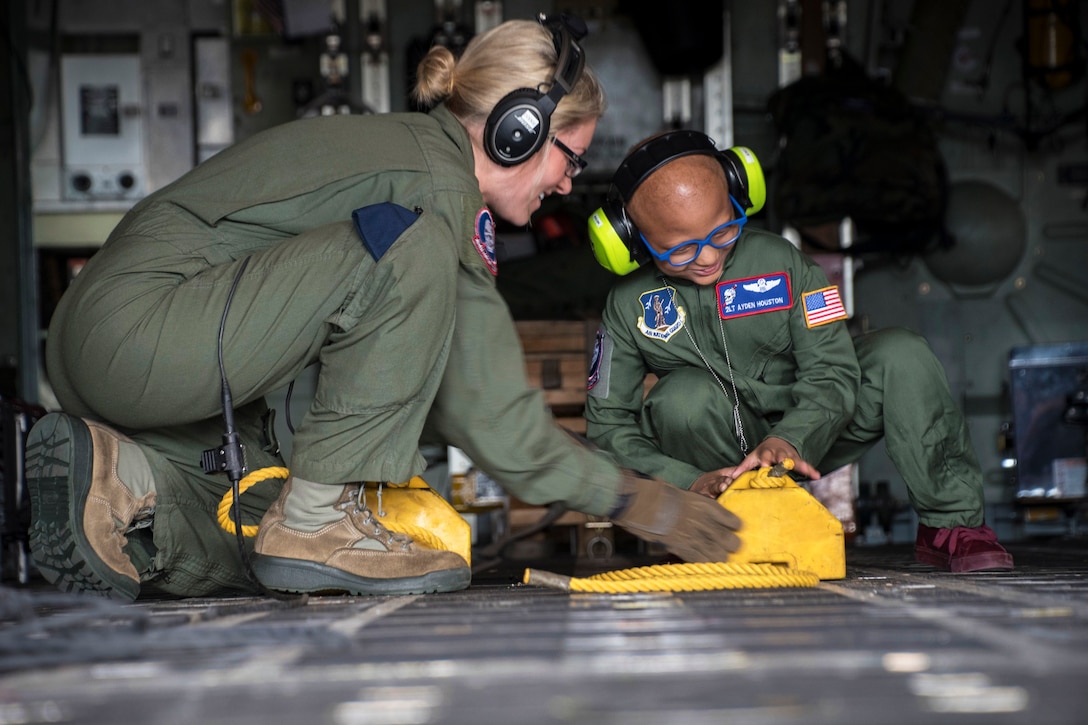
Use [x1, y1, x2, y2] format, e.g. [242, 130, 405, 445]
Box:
[212, 256, 306, 605]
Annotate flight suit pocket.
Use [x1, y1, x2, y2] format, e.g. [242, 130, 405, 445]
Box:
[352, 202, 421, 261]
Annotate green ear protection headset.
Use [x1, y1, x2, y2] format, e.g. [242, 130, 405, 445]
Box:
[587, 130, 767, 276]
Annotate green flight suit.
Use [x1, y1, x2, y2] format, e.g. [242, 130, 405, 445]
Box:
[45, 105, 621, 596]
[584, 227, 986, 529]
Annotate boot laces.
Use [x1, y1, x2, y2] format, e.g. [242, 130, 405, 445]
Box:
[933, 525, 997, 554]
[122, 494, 157, 533]
[339, 485, 413, 552]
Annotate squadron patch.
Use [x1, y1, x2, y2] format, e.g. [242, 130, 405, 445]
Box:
[636, 286, 685, 342]
[473, 208, 497, 275]
[717, 272, 792, 320]
[802, 285, 848, 328]
[586, 325, 613, 398]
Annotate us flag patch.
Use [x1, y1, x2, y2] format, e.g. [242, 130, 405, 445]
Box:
[802, 286, 848, 328]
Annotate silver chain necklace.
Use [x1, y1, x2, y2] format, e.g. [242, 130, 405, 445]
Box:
[664, 279, 748, 454]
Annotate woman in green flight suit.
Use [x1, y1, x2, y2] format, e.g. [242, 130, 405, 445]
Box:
[584, 130, 1013, 573]
[26, 17, 741, 601]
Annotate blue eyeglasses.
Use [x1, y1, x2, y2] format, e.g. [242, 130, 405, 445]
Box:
[640, 195, 747, 266]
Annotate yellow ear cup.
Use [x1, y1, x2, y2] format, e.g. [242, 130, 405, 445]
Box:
[725, 146, 766, 215]
[588, 206, 642, 276]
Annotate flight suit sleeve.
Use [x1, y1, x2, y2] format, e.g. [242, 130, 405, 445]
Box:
[766, 257, 861, 464]
[425, 267, 624, 516]
[584, 293, 705, 488]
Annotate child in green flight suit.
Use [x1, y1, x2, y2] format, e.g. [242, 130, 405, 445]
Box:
[585, 130, 1013, 573]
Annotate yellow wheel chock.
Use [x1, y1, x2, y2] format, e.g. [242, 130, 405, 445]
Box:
[367, 477, 473, 568]
[715, 460, 845, 580]
[219, 471, 472, 568]
[524, 460, 845, 593]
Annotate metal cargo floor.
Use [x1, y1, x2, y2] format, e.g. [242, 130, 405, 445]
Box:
[2, 540, 1087, 724]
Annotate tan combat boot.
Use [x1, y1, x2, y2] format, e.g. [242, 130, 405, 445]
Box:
[253, 477, 471, 595]
[26, 413, 157, 601]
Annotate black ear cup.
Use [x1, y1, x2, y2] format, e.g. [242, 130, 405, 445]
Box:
[601, 194, 640, 252]
[482, 14, 585, 167]
[606, 195, 630, 233]
[484, 89, 552, 166]
[720, 150, 749, 209]
[721, 146, 766, 214]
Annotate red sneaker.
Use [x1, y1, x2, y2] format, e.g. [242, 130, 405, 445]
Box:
[915, 524, 1014, 572]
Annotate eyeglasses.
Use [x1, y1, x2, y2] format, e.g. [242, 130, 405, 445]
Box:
[640, 195, 747, 266]
[551, 136, 588, 178]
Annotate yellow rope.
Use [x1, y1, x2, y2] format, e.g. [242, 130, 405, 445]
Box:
[524, 561, 819, 593]
[378, 520, 449, 551]
[217, 466, 289, 537]
[745, 458, 794, 488]
[585, 561, 785, 580]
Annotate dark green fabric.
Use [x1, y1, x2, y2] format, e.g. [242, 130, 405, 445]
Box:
[425, 261, 622, 517]
[133, 401, 286, 596]
[585, 228, 984, 529]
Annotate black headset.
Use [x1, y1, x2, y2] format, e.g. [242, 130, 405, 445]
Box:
[587, 130, 767, 276]
[483, 13, 587, 166]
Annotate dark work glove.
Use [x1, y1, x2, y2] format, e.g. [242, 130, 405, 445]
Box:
[609, 470, 742, 562]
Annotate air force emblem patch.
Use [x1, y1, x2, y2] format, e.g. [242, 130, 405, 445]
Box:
[637, 286, 685, 341]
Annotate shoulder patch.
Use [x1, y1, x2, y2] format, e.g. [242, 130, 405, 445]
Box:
[586, 325, 613, 398]
[351, 202, 420, 261]
[802, 285, 849, 328]
[473, 208, 497, 275]
[636, 286, 685, 342]
[717, 272, 792, 320]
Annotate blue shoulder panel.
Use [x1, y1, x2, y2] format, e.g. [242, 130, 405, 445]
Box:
[351, 202, 420, 261]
